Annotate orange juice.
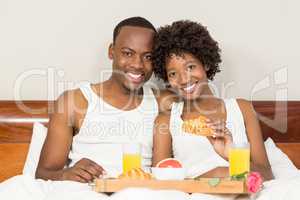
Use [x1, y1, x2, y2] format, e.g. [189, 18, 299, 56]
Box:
[122, 153, 142, 173]
[229, 147, 250, 176]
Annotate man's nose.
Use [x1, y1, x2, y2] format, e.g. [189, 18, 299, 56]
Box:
[131, 56, 144, 69]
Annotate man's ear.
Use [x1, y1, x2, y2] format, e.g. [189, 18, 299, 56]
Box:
[108, 43, 114, 60]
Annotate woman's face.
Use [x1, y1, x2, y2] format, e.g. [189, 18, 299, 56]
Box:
[165, 53, 208, 100]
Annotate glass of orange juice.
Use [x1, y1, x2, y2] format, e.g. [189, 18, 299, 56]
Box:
[229, 142, 250, 176]
[122, 142, 142, 173]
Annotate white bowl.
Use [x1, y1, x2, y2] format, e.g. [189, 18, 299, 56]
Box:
[151, 167, 185, 180]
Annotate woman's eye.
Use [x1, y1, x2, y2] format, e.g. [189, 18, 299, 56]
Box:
[168, 72, 176, 78]
[187, 65, 196, 71]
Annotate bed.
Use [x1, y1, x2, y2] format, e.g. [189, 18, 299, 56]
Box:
[0, 100, 300, 182]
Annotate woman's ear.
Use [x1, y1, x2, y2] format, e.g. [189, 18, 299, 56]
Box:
[108, 43, 114, 60]
[204, 65, 209, 71]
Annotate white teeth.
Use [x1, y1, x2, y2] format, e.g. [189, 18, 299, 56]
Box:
[127, 73, 142, 79]
[183, 83, 196, 92]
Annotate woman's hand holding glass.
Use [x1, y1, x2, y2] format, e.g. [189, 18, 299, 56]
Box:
[206, 119, 233, 160]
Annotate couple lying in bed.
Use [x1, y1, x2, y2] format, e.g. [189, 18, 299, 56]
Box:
[2, 16, 289, 200]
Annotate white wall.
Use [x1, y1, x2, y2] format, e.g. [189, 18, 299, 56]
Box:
[0, 0, 299, 100]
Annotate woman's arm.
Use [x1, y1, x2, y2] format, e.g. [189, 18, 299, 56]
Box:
[152, 112, 173, 167]
[237, 99, 274, 181]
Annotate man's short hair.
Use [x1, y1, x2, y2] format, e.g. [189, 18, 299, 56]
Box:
[113, 16, 156, 43]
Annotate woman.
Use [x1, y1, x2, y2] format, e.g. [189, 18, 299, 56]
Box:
[151, 20, 274, 181]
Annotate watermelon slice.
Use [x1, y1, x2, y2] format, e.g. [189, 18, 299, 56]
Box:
[156, 158, 182, 168]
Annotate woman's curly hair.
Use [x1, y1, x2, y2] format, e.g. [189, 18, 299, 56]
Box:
[152, 20, 221, 82]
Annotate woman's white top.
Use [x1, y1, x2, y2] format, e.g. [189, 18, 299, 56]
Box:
[169, 99, 248, 178]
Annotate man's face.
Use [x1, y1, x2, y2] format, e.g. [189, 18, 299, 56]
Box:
[109, 26, 155, 91]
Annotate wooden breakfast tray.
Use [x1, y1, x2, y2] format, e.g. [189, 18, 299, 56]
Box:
[93, 178, 247, 194]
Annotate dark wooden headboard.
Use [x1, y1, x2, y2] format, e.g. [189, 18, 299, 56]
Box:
[0, 101, 53, 182]
[0, 100, 299, 182]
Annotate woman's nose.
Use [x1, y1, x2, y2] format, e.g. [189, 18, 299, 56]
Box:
[178, 72, 190, 85]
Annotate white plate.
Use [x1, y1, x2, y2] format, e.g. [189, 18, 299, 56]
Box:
[151, 167, 185, 180]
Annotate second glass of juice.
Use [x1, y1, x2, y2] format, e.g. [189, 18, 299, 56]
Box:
[122, 142, 142, 173]
[229, 142, 250, 176]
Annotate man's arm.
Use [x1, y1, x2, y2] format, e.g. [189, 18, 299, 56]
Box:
[35, 90, 75, 180]
[35, 90, 105, 182]
[153, 85, 213, 113]
[152, 89, 178, 113]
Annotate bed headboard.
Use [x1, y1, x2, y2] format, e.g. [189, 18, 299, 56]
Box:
[0, 101, 52, 182]
[0, 100, 299, 182]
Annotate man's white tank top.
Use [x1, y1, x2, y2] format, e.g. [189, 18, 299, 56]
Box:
[68, 83, 158, 177]
[169, 99, 249, 178]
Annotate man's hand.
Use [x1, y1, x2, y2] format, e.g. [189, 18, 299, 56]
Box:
[62, 158, 106, 183]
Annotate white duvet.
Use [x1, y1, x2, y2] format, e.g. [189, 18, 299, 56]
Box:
[1, 123, 300, 200]
[1, 171, 300, 200]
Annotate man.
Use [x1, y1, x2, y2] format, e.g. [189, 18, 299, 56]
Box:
[35, 16, 158, 183]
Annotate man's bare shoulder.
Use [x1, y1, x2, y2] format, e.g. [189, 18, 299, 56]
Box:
[54, 88, 87, 116]
[55, 88, 84, 104]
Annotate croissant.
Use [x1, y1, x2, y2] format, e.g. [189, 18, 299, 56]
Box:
[118, 168, 152, 180]
[182, 115, 213, 136]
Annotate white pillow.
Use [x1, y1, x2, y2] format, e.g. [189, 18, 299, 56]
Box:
[22, 122, 47, 176]
[264, 137, 299, 179]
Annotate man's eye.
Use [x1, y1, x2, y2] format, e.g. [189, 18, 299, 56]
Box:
[144, 54, 152, 60]
[123, 51, 133, 57]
